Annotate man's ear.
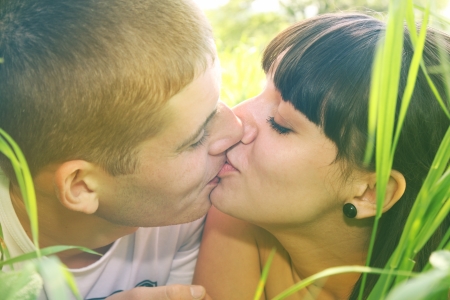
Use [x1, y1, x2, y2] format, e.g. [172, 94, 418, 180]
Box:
[54, 160, 100, 214]
[350, 170, 406, 219]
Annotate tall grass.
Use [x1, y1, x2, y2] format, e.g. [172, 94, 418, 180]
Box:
[358, 0, 450, 297]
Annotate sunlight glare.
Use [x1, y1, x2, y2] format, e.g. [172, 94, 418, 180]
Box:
[194, 0, 229, 10]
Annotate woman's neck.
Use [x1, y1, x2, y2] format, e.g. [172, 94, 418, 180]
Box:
[265, 216, 373, 299]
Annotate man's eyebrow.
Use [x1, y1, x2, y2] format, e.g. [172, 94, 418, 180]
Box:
[176, 108, 218, 151]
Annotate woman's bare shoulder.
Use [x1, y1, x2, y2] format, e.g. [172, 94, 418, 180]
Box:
[194, 207, 300, 300]
[194, 206, 261, 299]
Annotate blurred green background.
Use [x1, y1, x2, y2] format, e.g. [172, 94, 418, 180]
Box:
[198, 0, 450, 106]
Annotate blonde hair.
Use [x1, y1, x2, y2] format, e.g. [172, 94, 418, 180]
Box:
[0, 0, 215, 179]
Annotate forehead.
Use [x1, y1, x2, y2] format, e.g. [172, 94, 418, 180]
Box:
[137, 61, 221, 155]
[165, 60, 220, 130]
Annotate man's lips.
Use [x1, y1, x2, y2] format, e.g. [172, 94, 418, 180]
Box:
[207, 158, 228, 185]
[207, 176, 220, 184]
[217, 158, 238, 177]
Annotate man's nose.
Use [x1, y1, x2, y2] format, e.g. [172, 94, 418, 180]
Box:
[208, 101, 244, 155]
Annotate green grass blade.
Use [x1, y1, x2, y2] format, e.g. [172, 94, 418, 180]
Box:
[385, 250, 450, 300]
[374, 0, 407, 211]
[61, 266, 83, 300]
[435, 24, 450, 108]
[414, 4, 450, 26]
[391, 4, 430, 157]
[37, 256, 71, 300]
[0, 140, 26, 183]
[393, 127, 450, 259]
[363, 41, 383, 166]
[0, 245, 100, 268]
[433, 227, 450, 257]
[419, 62, 450, 118]
[412, 6, 450, 119]
[273, 266, 416, 300]
[254, 247, 276, 300]
[385, 267, 450, 300]
[413, 195, 450, 254]
[361, 0, 409, 298]
[405, 0, 417, 44]
[445, 240, 450, 251]
[0, 128, 40, 252]
[369, 126, 450, 297]
[0, 222, 13, 270]
[0, 137, 27, 200]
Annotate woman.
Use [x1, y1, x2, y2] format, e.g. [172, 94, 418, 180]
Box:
[193, 13, 450, 299]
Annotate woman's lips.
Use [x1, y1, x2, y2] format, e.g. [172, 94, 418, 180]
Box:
[218, 160, 239, 177]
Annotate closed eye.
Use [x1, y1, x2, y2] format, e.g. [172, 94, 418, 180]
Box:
[190, 130, 210, 149]
[267, 116, 291, 135]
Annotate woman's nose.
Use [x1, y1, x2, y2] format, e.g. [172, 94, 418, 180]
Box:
[232, 99, 258, 145]
[208, 101, 244, 155]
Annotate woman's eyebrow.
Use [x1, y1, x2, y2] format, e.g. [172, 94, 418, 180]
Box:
[176, 108, 218, 151]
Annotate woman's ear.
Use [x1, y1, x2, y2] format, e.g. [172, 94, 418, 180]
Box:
[54, 160, 100, 214]
[350, 170, 406, 219]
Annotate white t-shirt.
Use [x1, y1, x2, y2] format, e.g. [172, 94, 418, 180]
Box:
[0, 171, 205, 299]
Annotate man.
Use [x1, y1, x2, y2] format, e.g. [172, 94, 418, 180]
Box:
[0, 0, 242, 299]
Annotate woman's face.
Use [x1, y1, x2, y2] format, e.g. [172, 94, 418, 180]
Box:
[211, 75, 357, 228]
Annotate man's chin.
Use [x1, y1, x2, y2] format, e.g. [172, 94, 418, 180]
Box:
[158, 210, 209, 227]
[159, 203, 211, 227]
[101, 210, 208, 228]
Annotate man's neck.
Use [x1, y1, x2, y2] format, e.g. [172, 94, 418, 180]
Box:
[9, 183, 137, 268]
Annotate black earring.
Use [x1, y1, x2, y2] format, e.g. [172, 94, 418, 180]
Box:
[343, 203, 357, 218]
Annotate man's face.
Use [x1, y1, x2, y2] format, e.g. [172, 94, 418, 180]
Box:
[96, 61, 243, 227]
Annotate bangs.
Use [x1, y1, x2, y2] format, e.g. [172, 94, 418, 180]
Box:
[262, 13, 385, 163]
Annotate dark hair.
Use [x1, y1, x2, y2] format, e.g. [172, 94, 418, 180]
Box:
[0, 0, 215, 181]
[262, 13, 450, 299]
